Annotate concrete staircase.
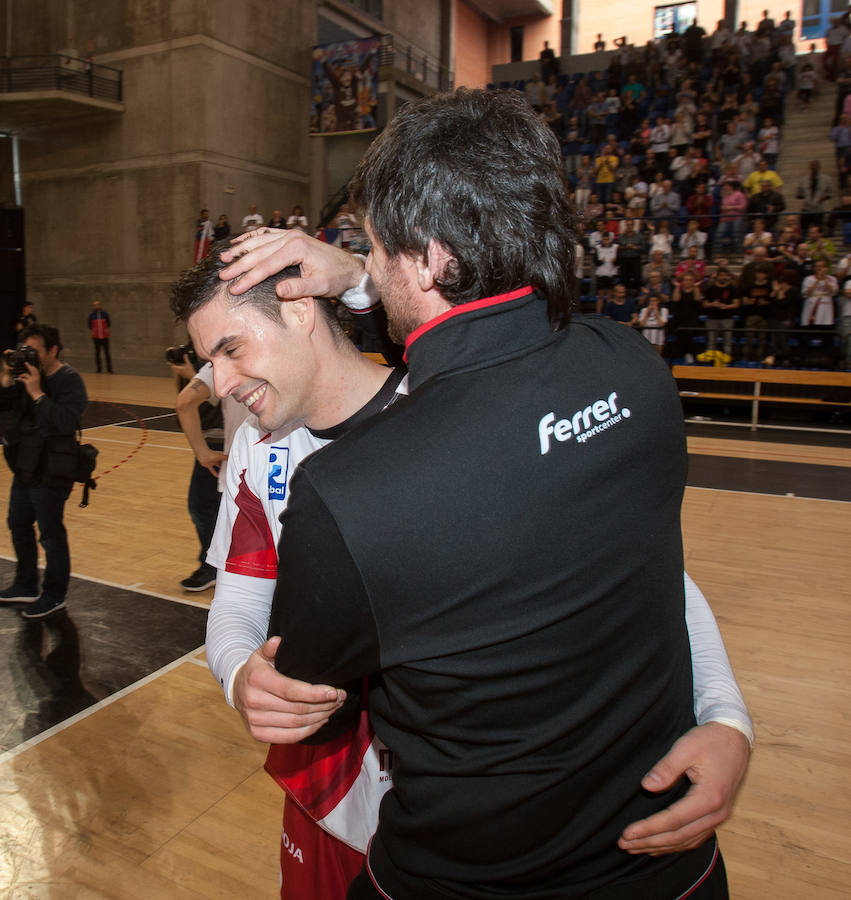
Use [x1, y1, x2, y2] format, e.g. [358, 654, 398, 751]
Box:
[776, 77, 838, 204]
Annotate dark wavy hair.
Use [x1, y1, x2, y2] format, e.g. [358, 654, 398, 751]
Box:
[170, 241, 300, 324]
[170, 242, 342, 342]
[350, 88, 577, 328]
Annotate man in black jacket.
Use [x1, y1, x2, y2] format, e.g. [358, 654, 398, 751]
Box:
[0, 324, 87, 618]
[219, 90, 749, 899]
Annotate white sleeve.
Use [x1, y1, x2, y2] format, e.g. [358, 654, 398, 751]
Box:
[206, 568, 275, 707]
[685, 572, 754, 746]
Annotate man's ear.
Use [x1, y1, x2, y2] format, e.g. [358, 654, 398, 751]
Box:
[281, 296, 316, 332]
[414, 239, 454, 292]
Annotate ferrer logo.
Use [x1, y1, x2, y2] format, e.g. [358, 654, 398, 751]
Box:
[538, 391, 631, 454]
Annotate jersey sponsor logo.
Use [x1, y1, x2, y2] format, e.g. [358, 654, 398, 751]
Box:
[268, 445, 290, 500]
[537, 391, 631, 454]
[378, 747, 394, 783]
[281, 828, 304, 864]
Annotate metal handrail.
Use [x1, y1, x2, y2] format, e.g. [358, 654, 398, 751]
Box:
[0, 54, 122, 102]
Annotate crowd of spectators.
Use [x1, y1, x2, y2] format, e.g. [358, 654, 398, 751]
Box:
[506, 16, 851, 368]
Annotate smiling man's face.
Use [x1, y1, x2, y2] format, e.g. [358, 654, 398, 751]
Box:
[188, 291, 314, 434]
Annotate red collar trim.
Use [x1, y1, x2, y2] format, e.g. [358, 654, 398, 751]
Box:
[403, 286, 535, 362]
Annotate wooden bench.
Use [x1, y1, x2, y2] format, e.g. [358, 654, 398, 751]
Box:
[672, 366, 851, 430]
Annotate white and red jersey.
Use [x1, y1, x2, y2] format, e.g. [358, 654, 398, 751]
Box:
[205, 367, 408, 859]
[206, 419, 330, 576]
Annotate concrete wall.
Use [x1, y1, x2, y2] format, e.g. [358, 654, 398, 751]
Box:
[5, 0, 315, 374]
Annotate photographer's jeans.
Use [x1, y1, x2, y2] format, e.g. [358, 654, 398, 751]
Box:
[7, 476, 73, 600]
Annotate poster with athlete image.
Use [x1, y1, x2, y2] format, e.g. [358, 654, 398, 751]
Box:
[310, 38, 379, 135]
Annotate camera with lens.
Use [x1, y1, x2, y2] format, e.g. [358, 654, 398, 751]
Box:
[165, 344, 199, 369]
[3, 345, 40, 377]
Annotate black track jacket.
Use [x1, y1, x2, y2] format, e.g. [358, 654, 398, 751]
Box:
[270, 287, 704, 898]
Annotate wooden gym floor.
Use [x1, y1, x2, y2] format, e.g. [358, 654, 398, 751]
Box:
[0, 372, 849, 899]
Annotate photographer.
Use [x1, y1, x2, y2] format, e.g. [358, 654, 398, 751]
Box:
[0, 324, 87, 618]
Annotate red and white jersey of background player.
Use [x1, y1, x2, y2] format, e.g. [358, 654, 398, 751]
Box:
[206, 373, 408, 854]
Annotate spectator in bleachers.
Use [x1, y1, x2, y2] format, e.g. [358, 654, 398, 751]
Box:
[806, 224, 837, 264]
[833, 58, 851, 123]
[639, 147, 663, 183]
[594, 143, 619, 203]
[748, 178, 786, 230]
[616, 217, 647, 290]
[715, 182, 748, 254]
[740, 267, 775, 360]
[648, 219, 674, 260]
[575, 155, 594, 212]
[600, 283, 637, 323]
[686, 186, 714, 236]
[669, 112, 692, 154]
[703, 265, 740, 356]
[734, 142, 761, 180]
[593, 33, 605, 53]
[830, 114, 851, 187]
[594, 231, 619, 309]
[741, 246, 777, 294]
[744, 217, 774, 255]
[642, 248, 672, 287]
[796, 160, 834, 231]
[825, 18, 849, 81]
[650, 179, 680, 227]
[614, 153, 638, 195]
[718, 92, 740, 133]
[619, 92, 640, 139]
[675, 245, 707, 284]
[638, 294, 670, 352]
[650, 116, 671, 156]
[588, 93, 608, 147]
[798, 62, 817, 111]
[679, 218, 709, 259]
[563, 118, 583, 177]
[691, 114, 713, 157]
[801, 259, 838, 324]
[671, 147, 696, 199]
[569, 77, 593, 133]
[757, 117, 780, 168]
[639, 269, 672, 306]
[717, 122, 743, 165]
[671, 270, 704, 360]
[711, 19, 733, 63]
[744, 159, 783, 195]
[770, 273, 802, 332]
[777, 35, 797, 88]
[781, 242, 816, 287]
[827, 189, 851, 237]
[586, 192, 605, 222]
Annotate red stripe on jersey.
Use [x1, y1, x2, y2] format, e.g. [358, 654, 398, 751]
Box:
[225, 469, 277, 578]
[265, 710, 374, 821]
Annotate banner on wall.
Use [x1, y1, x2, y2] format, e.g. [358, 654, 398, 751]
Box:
[310, 38, 380, 135]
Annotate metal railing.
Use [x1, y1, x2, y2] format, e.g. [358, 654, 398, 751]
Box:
[378, 34, 452, 92]
[0, 55, 123, 103]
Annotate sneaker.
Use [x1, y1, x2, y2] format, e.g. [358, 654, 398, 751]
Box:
[20, 595, 66, 618]
[180, 566, 216, 592]
[0, 584, 39, 603]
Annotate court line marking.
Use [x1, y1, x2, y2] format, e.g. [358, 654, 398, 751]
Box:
[685, 484, 851, 504]
[0, 554, 211, 609]
[0, 647, 206, 765]
[76, 435, 192, 451]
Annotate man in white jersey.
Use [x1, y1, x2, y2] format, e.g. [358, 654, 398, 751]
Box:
[173, 233, 752, 898]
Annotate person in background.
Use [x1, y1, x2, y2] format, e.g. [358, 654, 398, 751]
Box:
[0, 324, 87, 618]
[241, 203, 264, 233]
[286, 205, 309, 231]
[16, 301, 36, 335]
[194, 208, 214, 264]
[213, 214, 231, 242]
[87, 300, 113, 374]
[267, 209, 286, 229]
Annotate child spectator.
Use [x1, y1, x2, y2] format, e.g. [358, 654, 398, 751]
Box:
[594, 231, 619, 309]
